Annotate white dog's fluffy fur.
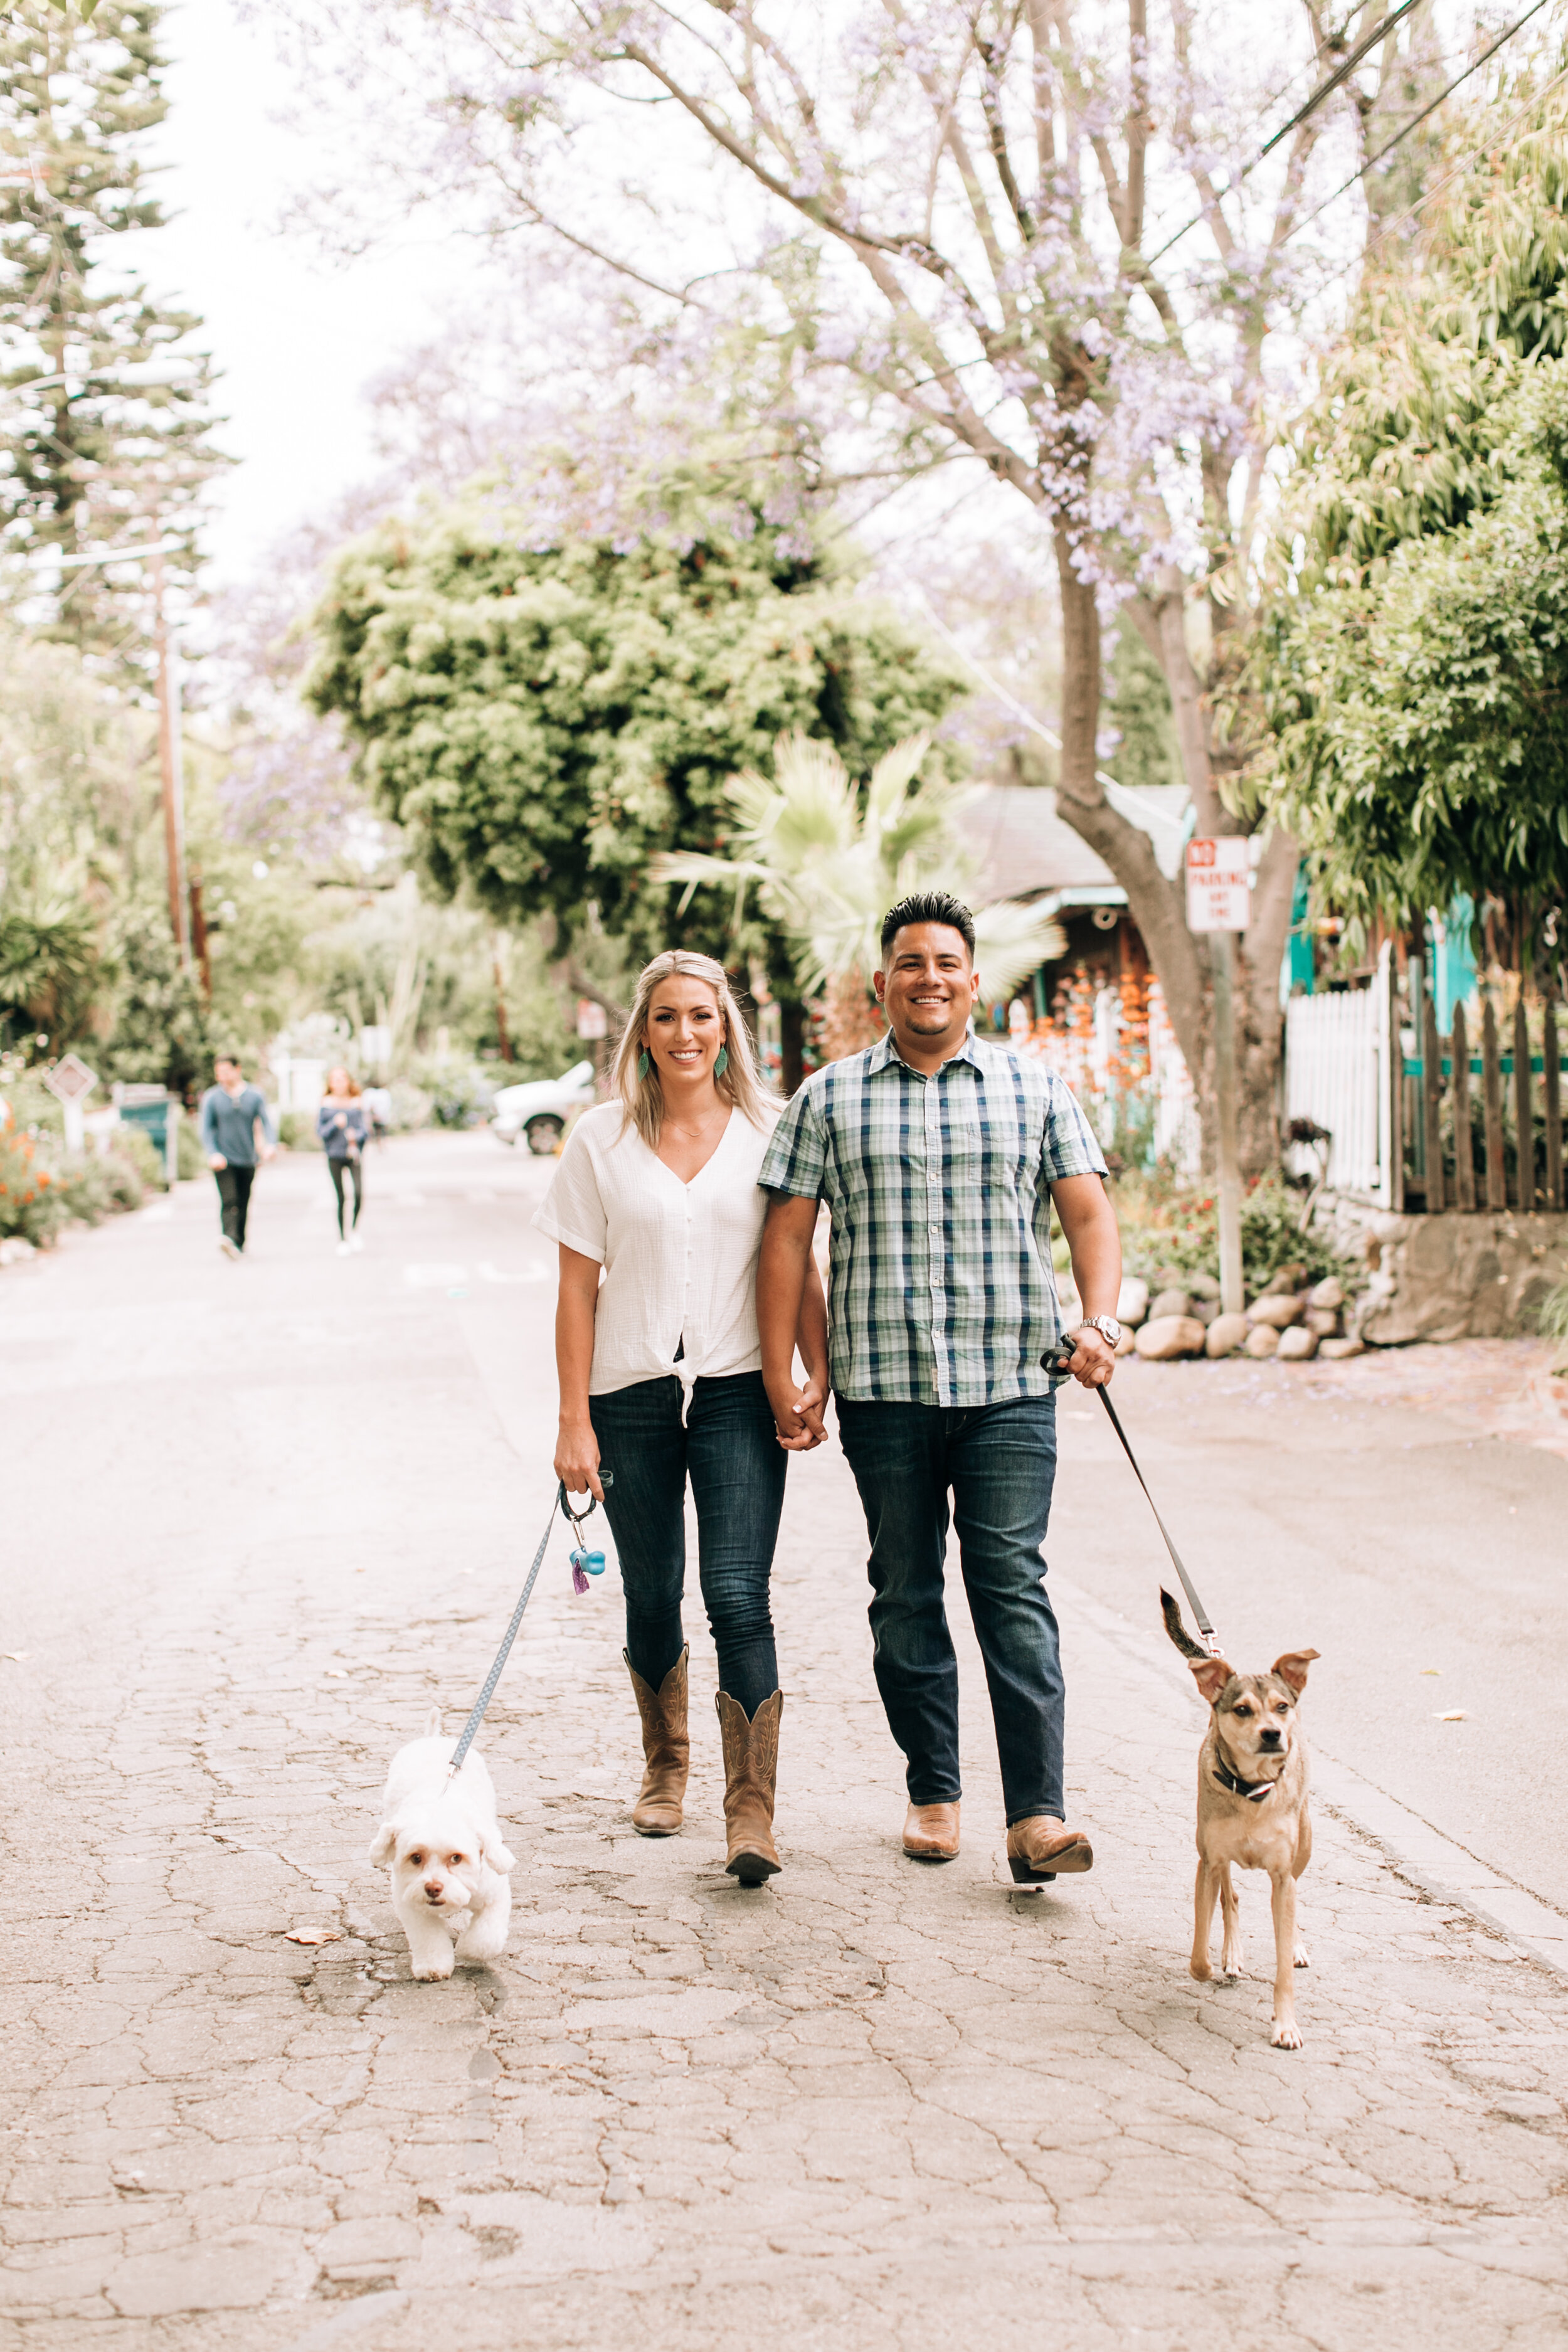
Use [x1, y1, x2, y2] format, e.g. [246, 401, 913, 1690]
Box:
[370, 1711, 516, 1980]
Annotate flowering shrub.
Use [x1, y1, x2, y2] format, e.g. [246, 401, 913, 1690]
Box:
[0, 1125, 65, 1244]
[1118, 1170, 1355, 1296]
[0, 1104, 147, 1249]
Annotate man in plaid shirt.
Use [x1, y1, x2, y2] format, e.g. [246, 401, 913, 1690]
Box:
[757, 890, 1123, 1881]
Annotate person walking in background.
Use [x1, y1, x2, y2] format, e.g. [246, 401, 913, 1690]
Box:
[318, 1067, 370, 1255]
[756, 890, 1123, 1885]
[199, 1053, 276, 1261]
[538, 949, 829, 1885]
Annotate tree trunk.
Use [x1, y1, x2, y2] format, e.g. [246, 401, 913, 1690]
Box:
[780, 996, 806, 1096]
[492, 940, 515, 1062]
[1048, 555, 1296, 1175]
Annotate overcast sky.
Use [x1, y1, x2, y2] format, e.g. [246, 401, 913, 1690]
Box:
[125, 0, 482, 585]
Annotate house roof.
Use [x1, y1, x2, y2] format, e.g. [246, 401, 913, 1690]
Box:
[963, 783, 1190, 905]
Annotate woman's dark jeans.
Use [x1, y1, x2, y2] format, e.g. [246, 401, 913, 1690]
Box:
[835, 1391, 1062, 1825]
[589, 1370, 787, 1717]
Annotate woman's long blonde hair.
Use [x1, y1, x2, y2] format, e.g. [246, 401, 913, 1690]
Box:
[611, 950, 777, 1147]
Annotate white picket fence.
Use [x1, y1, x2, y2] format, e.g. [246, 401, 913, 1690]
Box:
[1282, 946, 1392, 1204]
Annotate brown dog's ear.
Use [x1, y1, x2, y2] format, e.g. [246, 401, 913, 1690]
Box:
[1272, 1648, 1320, 1696]
[1189, 1655, 1236, 1705]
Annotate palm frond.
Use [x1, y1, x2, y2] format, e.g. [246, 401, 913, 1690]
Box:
[972, 901, 1067, 1004]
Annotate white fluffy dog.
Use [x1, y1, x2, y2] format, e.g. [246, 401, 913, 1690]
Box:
[370, 1712, 517, 1980]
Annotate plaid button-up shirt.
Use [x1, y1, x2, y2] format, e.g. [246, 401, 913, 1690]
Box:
[758, 1030, 1108, 1407]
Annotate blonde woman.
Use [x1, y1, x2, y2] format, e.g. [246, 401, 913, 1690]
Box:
[536, 951, 827, 1884]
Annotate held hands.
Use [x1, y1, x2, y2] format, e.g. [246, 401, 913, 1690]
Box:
[554, 1417, 605, 1502]
[767, 1368, 827, 1452]
[208, 1153, 226, 1171]
[1067, 1326, 1117, 1389]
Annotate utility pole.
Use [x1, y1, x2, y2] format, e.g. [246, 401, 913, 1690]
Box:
[1210, 933, 1245, 1316]
[150, 544, 189, 957]
[1187, 838, 1252, 1316]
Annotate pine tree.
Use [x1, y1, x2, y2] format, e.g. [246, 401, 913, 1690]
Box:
[0, 0, 225, 662]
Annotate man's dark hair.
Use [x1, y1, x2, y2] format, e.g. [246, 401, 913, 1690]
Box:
[214, 1051, 243, 1071]
[879, 889, 976, 960]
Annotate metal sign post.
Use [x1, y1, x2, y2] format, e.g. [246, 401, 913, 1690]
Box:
[41, 1054, 98, 1155]
[1186, 841, 1250, 1318]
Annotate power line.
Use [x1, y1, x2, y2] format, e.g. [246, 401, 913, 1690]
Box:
[1308, 53, 1568, 292]
[1282, 0, 1556, 246]
[1145, 0, 1554, 272]
[1258, 0, 1425, 159]
[1143, 0, 1423, 268]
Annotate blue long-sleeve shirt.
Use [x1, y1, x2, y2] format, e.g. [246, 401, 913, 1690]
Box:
[315, 1100, 370, 1160]
[199, 1083, 275, 1167]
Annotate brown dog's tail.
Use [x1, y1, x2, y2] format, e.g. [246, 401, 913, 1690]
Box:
[1160, 1587, 1209, 1663]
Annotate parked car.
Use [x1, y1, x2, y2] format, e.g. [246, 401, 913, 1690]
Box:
[490, 1059, 597, 1154]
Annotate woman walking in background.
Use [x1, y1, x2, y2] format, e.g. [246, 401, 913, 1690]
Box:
[537, 950, 828, 1885]
[318, 1067, 369, 1255]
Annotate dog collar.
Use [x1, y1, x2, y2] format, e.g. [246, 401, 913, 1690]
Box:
[1212, 1758, 1278, 1804]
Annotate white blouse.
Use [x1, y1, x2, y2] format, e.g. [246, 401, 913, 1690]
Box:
[532, 1101, 780, 1399]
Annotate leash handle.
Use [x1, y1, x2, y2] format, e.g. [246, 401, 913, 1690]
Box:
[1047, 1335, 1225, 1658]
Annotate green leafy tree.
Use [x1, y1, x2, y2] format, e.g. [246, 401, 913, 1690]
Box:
[0, 0, 225, 659]
[100, 903, 208, 1090]
[304, 495, 965, 1084]
[1245, 94, 1568, 969]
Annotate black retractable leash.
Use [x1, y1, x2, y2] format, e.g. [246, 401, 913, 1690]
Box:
[445, 1476, 612, 1779]
[1046, 1336, 1224, 1660]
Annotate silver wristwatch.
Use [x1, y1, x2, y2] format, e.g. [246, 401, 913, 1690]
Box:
[1075, 1314, 1123, 1350]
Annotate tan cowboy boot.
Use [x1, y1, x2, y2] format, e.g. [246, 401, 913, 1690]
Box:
[714, 1689, 782, 1883]
[1006, 1815, 1094, 1884]
[625, 1648, 689, 1836]
[903, 1801, 961, 1862]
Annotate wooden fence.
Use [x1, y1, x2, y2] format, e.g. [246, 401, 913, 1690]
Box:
[1285, 940, 1567, 1212]
[1397, 960, 1564, 1216]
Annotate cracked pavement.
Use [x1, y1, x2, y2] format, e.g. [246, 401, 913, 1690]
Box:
[3, 1133, 1567, 2349]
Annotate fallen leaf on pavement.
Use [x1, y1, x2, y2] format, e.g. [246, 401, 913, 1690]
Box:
[1421, 1666, 1441, 1675]
[282, 1928, 342, 1946]
[1435, 1710, 1468, 1722]
[324, 1669, 349, 1680]
[1, 1652, 30, 1663]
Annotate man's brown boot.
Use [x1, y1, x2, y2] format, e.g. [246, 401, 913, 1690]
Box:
[715, 1689, 782, 1884]
[1006, 1816, 1093, 1884]
[625, 1648, 689, 1836]
[903, 1801, 961, 1861]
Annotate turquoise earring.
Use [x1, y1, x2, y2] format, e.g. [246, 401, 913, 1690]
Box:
[713, 1046, 729, 1078]
[637, 1048, 650, 1079]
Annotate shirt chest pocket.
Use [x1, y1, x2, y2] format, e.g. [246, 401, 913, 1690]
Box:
[946, 1094, 1040, 1198]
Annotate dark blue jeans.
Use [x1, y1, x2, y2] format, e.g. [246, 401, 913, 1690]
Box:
[589, 1371, 787, 1717]
[835, 1392, 1062, 1824]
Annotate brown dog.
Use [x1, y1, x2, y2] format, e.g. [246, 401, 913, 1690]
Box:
[1162, 1591, 1320, 2050]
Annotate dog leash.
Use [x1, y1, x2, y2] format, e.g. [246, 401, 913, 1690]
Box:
[445, 1477, 611, 1779]
[1047, 1337, 1224, 1659]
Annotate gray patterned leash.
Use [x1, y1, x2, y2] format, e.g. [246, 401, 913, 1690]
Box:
[445, 1479, 609, 1778]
